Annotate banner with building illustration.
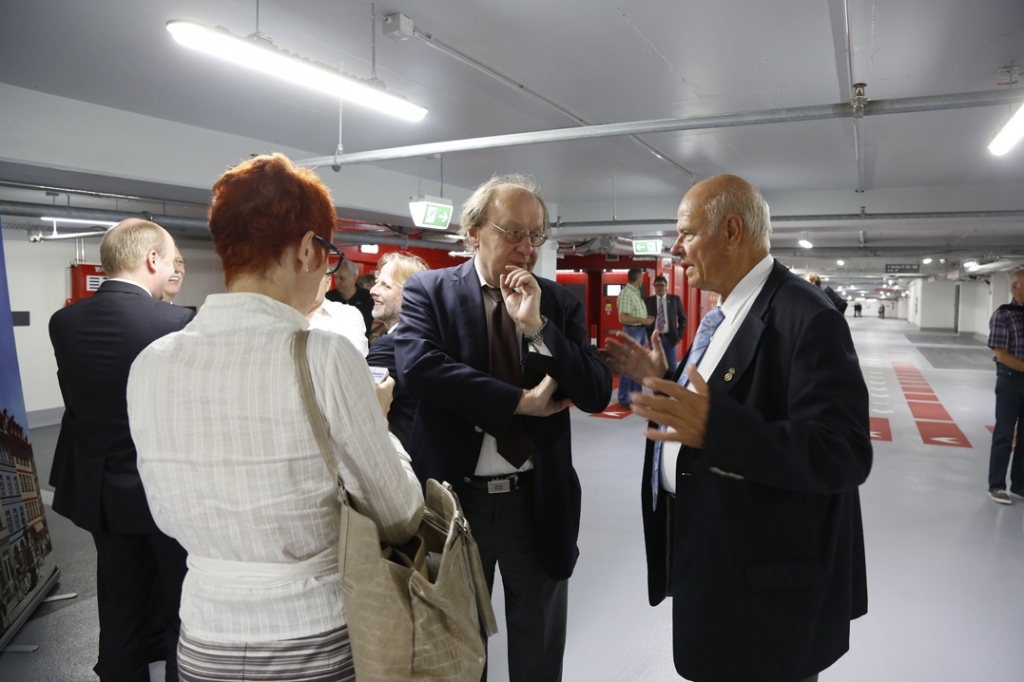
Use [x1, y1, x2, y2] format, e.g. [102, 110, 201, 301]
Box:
[0, 222, 58, 647]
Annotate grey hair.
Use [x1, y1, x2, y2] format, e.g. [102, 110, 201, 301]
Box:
[458, 173, 550, 252]
[705, 183, 772, 250]
[339, 259, 359, 277]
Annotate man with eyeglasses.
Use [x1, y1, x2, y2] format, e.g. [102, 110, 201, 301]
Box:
[160, 248, 186, 304]
[395, 173, 611, 682]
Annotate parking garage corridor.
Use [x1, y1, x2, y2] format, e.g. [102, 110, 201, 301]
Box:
[1, 316, 1022, 682]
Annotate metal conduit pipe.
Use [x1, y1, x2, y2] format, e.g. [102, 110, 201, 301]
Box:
[0, 200, 464, 251]
[295, 88, 1024, 168]
[770, 245, 1024, 258]
[554, 208, 1024, 228]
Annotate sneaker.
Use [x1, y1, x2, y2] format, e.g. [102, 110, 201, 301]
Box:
[989, 489, 1012, 505]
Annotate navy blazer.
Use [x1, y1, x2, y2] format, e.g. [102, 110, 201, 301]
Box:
[641, 260, 870, 682]
[49, 280, 194, 534]
[365, 332, 417, 455]
[645, 293, 687, 347]
[395, 258, 611, 580]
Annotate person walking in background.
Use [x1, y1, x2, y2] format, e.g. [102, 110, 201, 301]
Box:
[645, 275, 687, 372]
[49, 219, 194, 682]
[985, 268, 1024, 505]
[616, 268, 653, 409]
[803, 272, 848, 314]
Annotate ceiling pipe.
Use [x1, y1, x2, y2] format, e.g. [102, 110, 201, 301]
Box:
[295, 88, 1024, 168]
[553, 208, 1024, 229]
[964, 259, 1019, 274]
[770, 245, 1024, 258]
[410, 26, 696, 180]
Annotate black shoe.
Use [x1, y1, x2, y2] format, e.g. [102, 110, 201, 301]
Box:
[989, 489, 1012, 505]
[618, 402, 631, 410]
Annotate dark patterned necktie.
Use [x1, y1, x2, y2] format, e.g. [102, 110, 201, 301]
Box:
[485, 287, 533, 467]
[657, 297, 667, 333]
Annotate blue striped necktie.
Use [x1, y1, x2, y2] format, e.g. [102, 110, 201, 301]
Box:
[651, 305, 725, 509]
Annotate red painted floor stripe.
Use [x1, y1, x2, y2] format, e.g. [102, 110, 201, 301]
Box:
[916, 421, 972, 448]
[870, 417, 892, 441]
[986, 425, 994, 433]
[907, 401, 953, 421]
[903, 392, 939, 402]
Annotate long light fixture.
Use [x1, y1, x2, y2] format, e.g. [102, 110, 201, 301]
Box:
[40, 217, 118, 227]
[166, 20, 427, 122]
[989, 103, 1024, 155]
[798, 239, 813, 249]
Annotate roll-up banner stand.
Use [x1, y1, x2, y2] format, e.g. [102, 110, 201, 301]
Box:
[0, 218, 60, 650]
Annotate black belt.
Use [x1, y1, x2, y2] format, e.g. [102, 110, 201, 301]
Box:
[462, 470, 534, 494]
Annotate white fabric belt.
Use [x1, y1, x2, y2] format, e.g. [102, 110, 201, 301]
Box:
[186, 544, 339, 589]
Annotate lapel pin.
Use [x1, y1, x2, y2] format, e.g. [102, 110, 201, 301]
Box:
[724, 368, 735, 382]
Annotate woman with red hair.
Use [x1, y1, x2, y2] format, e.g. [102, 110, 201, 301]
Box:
[127, 154, 423, 681]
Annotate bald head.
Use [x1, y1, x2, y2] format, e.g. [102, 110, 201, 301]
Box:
[100, 219, 177, 298]
[671, 175, 772, 299]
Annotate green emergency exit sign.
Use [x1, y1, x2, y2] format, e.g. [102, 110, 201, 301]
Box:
[409, 197, 453, 229]
[632, 239, 662, 255]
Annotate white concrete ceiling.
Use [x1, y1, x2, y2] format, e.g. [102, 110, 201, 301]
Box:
[1, 0, 1022, 289]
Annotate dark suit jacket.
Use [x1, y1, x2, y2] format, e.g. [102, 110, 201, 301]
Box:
[365, 331, 417, 455]
[823, 285, 849, 314]
[395, 258, 611, 580]
[641, 260, 870, 682]
[48, 280, 194, 535]
[645, 293, 687, 346]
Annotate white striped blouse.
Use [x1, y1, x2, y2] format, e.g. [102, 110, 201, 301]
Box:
[128, 292, 423, 643]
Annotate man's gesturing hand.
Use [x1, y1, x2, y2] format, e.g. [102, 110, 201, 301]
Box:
[601, 329, 669, 384]
[629, 365, 710, 449]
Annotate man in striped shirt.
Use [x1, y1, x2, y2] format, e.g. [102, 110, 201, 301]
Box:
[616, 268, 653, 409]
[986, 268, 1024, 505]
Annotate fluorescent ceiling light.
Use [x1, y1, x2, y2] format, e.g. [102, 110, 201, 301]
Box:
[989, 103, 1024, 156]
[166, 20, 427, 122]
[448, 250, 473, 258]
[963, 261, 979, 270]
[798, 239, 813, 249]
[922, 258, 932, 264]
[41, 217, 117, 226]
[359, 244, 379, 254]
[836, 259, 844, 266]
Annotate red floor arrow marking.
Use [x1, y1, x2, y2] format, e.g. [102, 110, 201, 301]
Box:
[870, 417, 892, 442]
[916, 421, 972, 447]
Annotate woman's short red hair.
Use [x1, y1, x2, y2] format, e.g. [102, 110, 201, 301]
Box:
[209, 153, 336, 284]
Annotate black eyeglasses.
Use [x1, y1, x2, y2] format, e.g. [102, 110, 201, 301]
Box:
[313, 234, 344, 276]
[486, 220, 549, 248]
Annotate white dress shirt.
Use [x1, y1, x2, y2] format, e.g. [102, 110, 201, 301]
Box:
[308, 299, 369, 357]
[128, 292, 422, 642]
[661, 254, 774, 493]
[472, 259, 551, 476]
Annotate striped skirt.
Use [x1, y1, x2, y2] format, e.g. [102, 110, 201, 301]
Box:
[177, 625, 355, 682]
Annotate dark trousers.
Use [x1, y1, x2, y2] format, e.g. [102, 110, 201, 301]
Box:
[617, 325, 648, 405]
[459, 483, 568, 682]
[989, 363, 1024, 492]
[92, 530, 188, 682]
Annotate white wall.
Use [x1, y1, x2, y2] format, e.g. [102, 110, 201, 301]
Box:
[957, 281, 990, 338]
[2, 229, 227, 418]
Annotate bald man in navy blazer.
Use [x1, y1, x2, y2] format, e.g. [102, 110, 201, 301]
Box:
[50, 219, 194, 682]
[606, 175, 870, 682]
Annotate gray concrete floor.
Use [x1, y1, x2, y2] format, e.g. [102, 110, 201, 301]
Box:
[2, 316, 1022, 681]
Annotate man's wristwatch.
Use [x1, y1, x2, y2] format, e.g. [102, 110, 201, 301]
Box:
[524, 316, 548, 344]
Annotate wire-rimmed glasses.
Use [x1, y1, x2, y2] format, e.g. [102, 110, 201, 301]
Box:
[486, 220, 548, 247]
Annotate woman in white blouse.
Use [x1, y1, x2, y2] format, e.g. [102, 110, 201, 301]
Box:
[127, 153, 423, 682]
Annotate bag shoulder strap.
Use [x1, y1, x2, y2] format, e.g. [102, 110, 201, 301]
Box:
[293, 330, 341, 487]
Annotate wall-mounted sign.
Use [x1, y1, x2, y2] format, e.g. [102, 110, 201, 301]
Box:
[632, 239, 662, 256]
[885, 264, 919, 274]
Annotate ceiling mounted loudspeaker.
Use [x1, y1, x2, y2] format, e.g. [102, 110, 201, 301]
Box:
[409, 196, 453, 229]
[165, 20, 427, 122]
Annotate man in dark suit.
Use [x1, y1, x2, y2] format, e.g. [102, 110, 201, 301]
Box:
[49, 219, 194, 682]
[395, 174, 611, 681]
[645, 274, 687, 372]
[605, 175, 870, 682]
[365, 251, 428, 453]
